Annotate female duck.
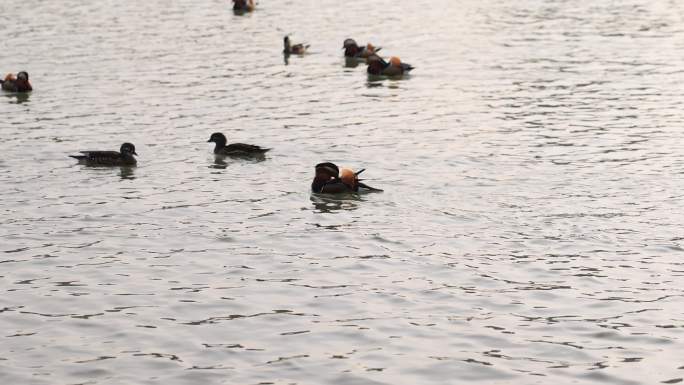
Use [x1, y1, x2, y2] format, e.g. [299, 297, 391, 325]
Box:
[208, 132, 270, 157]
[343, 39, 381, 59]
[283, 36, 309, 55]
[1, 71, 32, 92]
[367, 55, 414, 77]
[70, 142, 138, 166]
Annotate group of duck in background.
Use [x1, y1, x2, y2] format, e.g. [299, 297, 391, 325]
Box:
[237, 0, 415, 77]
[3, 0, 400, 195]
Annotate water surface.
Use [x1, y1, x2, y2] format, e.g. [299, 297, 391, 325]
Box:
[1, 0, 683, 384]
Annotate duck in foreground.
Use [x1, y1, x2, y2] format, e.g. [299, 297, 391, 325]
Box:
[367, 55, 414, 77]
[232, 0, 255, 12]
[311, 162, 383, 194]
[343, 38, 381, 59]
[1, 71, 32, 92]
[70, 142, 138, 166]
[283, 36, 309, 55]
[208, 132, 270, 157]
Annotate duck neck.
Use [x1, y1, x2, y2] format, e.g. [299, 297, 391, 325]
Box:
[213, 139, 226, 153]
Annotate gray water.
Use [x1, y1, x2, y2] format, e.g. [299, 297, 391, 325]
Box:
[2, 0, 684, 384]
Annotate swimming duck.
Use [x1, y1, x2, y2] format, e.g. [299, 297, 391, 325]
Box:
[1, 71, 32, 92]
[343, 39, 381, 59]
[233, 0, 255, 12]
[367, 55, 414, 76]
[208, 132, 270, 157]
[283, 36, 309, 55]
[311, 162, 382, 193]
[69, 142, 138, 166]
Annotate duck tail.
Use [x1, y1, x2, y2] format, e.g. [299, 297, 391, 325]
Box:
[354, 168, 366, 176]
[358, 182, 383, 192]
[69, 155, 86, 161]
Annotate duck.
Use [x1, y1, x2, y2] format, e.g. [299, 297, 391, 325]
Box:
[232, 0, 255, 12]
[69, 142, 138, 166]
[311, 162, 382, 194]
[208, 132, 270, 157]
[283, 36, 309, 55]
[343, 38, 381, 59]
[1, 71, 32, 92]
[367, 55, 414, 76]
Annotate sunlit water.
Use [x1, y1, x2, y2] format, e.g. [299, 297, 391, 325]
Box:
[1, 0, 684, 384]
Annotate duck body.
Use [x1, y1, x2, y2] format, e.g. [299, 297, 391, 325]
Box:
[311, 162, 382, 194]
[70, 142, 138, 166]
[283, 36, 309, 55]
[208, 132, 270, 157]
[343, 39, 381, 59]
[233, 0, 255, 11]
[1, 72, 32, 92]
[367, 55, 414, 77]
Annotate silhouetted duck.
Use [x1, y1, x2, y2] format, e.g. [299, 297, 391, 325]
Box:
[70, 142, 138, 166]
[1, 71, 32, 92]
[233, 0, 255, 12]
[208, 132, 270, 157]
[283, 36, 309, 55]
[343, 38, 381, 59]
[312, 162, 382, 193]
[367, 55, 414, 76]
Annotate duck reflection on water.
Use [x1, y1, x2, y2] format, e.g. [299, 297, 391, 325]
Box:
[310, 193, 362, 213]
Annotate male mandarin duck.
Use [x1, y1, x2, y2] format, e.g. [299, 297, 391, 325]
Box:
[233, 0, 255, 12]
[207, 132, 270, 157]
[311, 162, 382, 194]
[343, 38, 381, 59]
[1, 71, 32, 92]
[367, 55, 414, 76]
[70, 142, 138, 166]
[283, 36, 309, 55]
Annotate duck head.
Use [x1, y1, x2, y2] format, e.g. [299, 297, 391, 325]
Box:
[17, 71, 29, 81]
[315, 162, 340, 180]
[120, 142, 138, 156]
[343, 38, 360, 56]
[343, 38, 357, 48]
[283, 36, 291, 51]
[208, 132, 227, 146]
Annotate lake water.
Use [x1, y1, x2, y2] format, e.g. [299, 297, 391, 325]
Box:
[1, 0, 683, 384]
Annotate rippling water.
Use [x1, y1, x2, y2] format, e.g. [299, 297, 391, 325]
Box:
[2, 0, 684, 384]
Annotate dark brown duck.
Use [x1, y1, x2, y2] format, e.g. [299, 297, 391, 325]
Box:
[283, 36, 309, 55]
[343, 38, 381, 59]
[311, 162, 382, 194]
[367, 55, 414, 76]
[69, 143, 138, 166]
[208, 132, 270, 156]
[1, 71, 32, 92]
